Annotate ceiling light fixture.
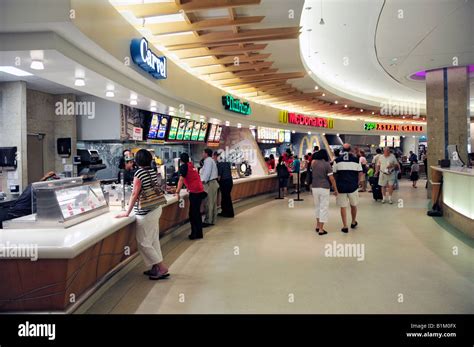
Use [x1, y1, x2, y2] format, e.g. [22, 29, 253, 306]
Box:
[237, 123, 242, 128]
[106, 91, 115, 98]
[335, 101, 338, 104]
[74, 78, 85, 87]
[225, 121, 230, 126]
[314, 86, 319, 90]
[130, 99, 138, 106]
[360, 109, 364, 112]
[150, 106, 157, 112]
[30, 60, 44, 70]
[322, 93, 326, 96]
[344, 104, 348, 108]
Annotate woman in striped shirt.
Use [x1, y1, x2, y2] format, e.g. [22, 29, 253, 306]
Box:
[116, 149, 169, 280]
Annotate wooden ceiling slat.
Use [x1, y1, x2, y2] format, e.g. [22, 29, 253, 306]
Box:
[179, 0, 261, 12]
[209, 68, 278, 81]
[155, 27, 300, 46]
[172, 44, 267, 57]
[184, 53, 270, 67]
[145, 16, 265, 35]
[215, 72, 305, 86]
[223, 79, 290, 88]
[194, 61, 273, 74]
[115, 3, 180, 17]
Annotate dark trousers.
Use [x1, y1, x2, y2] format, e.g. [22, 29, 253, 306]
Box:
[189, 192, 206, 238]
[219, 179, 234, 217]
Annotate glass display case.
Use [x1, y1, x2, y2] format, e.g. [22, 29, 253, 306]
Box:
[4, 177, 109, 229]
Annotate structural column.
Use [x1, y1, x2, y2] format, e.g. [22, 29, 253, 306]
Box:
[426, 66, 471, 196]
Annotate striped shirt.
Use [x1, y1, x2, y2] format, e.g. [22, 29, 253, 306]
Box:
[133, 167, 158, 216]
[333, 152, 362, 193]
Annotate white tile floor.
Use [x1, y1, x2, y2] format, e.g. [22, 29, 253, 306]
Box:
[85, 180, 474, 314]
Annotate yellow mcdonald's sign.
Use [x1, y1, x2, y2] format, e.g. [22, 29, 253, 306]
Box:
[298, 135, 320, 158]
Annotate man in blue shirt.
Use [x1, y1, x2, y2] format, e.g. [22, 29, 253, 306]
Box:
[200, 148, 219, 226]
[333, 143, 363, 233]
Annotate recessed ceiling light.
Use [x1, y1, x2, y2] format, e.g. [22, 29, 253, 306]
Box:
[308, 131, 311, 135]
[314, 86, 319, 90]
[337, 133, 340, 136]
[344, 104, 348, 108]
[322, 133, 326, 136]
[237, 123, 242, 128]
[0, 66, 33, 76]
[308, 71, 312, 75]
[322, 93, 326, 96]
[372, 111, 375, 115]
[130, 99, 138, 106]
[402, 116, 406, 119]
[106, 91, 115, 98]
[360, 109, 364, 112]
[30, 60, 44, 70]
[150, 106, 157, 112]
[335, 101, 338, 104]
[74, 78, 85, 87]
[225, 121, 230, 126]
[292, 130, 296, 134]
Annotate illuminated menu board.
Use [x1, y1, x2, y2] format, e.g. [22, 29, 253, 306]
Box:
[147, 114, 160, 139]
[176, 118, 187, 140]
[207, 124, 223, 143]
[167, 117, 179, 140]
[380, 135, 401, 148]
[166, 117, 209, 142]
[198, 123, 208, 142]
[257, 127, 291, 144]
[148, 114, 170, 140]
[184, 120, 194, 141]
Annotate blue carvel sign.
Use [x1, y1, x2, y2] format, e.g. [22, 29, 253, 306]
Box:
[130, 38, 167, 79]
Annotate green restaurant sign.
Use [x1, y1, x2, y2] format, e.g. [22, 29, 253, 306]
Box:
[222, 94, 251, 115]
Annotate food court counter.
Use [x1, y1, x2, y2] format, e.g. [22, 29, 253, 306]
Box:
[430, 166, 474, 238]
[0, 174, 278, 312]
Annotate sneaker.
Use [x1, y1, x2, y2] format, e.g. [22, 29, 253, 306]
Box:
[381, 199, 386, 204]
[389, 199, 393, 204]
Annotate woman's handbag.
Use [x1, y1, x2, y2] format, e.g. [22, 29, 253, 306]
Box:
[138, 170, 167, 210]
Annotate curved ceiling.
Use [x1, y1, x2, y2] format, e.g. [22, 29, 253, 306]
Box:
[301, 0, 474, 116]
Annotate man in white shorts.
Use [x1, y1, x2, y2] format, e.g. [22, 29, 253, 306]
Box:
[333, 144, 363, 233]
[376, 147, 400, 204]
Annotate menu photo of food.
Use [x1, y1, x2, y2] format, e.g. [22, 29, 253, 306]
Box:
[157, 115, 169, 139]
[176, 118, 187, 140]
[207, 124, 218, 142]
[191, 122, 201, 141]
[147, 114, 159, 139]
[168, 117, 179, 140]
[184, 120, 194, 141]
[198, 122, 209, 142]
[213, 125, 223, 143]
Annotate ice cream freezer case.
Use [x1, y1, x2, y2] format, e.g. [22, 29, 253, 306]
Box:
[3, 177, 109, 229]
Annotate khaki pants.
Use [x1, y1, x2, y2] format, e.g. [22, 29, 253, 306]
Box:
[203, 180, 219, 224]
[135, 206, 163, 267]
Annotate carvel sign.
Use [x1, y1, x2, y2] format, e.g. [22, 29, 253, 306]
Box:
[279, 110, 334, 129]
[130, 37, 167, 79]
[364, 122, 424, 132]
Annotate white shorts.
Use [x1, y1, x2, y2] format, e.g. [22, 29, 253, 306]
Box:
[378, 173, 396, 187]
[336, 190, 359, 208]
[312, 188, 330, 223]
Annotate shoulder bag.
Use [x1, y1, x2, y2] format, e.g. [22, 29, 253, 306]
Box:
[138, 170, 167, 210]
